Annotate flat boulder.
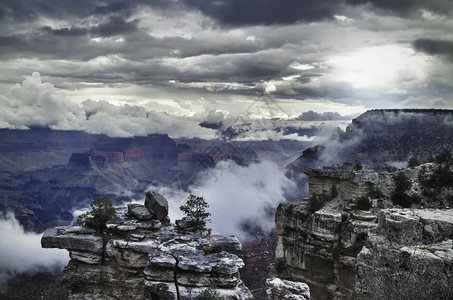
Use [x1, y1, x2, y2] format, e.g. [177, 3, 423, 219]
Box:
[128, 203, 153, 221]
[145, 191, 169, 222]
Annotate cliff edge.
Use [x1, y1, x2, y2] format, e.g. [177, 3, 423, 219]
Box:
[41, 191, 253, 300]
[271, 159, 453, 300]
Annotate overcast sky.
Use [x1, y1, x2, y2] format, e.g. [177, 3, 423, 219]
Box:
[0, 0, 452, 136]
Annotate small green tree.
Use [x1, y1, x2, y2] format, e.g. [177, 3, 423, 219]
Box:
[407, 157, 420, 168]
[77, 197, 116, 232]
[391, 172, 414, 208]
[393, 172, 412, 192]
[180, 194, 211, 231]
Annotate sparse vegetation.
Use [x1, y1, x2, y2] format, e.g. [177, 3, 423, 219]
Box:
[354, 162, 363, 171]
[197, 286, 222, 300]
[180, 194, 211, 231]
[356, 196, 372, 210]
[434, 149, 453, 165]
[391, 172, 416, 208]
[383, 165, 398, 173]
[202, 245, 222, 255]
[77, 197, 116, 232]
[308, 193, 327, 212]
[269, 286, 287, 300]
[331, 183, 338, 199]
[274, 258, 287, 274]
[419, 150, 453, 205]
[365, 181, 384, 199]
[407, 157, 420, 168]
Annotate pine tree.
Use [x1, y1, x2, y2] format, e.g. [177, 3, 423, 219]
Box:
[77, 197, 116, 232]
[180, 194, 211, 231]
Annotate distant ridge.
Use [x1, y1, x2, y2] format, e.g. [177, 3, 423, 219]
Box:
[287, 109, 453, 178]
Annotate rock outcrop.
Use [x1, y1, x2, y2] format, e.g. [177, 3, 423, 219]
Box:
[266, 277, 310, 300]
[271, 162, 453, 300]
[41, 192, 253, 300]
[356, 209, 453, 300]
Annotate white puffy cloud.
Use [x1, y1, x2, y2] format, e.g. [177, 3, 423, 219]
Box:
[160, 161, 296, 241]
[0, 213, 69, 289]
[0, 73, 216, 139]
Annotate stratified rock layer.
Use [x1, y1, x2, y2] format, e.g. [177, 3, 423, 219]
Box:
[42, 205, 252, 300]
[272, 163, 453, 300]
[356, 209, 453, 300]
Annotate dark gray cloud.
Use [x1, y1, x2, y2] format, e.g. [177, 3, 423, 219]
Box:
[413, 39, 453, 61]
[0, 0, 176, 22]
[181, 0, 341, 26]
[90, 16, 139, 37]
[0, 0, 452, 116]
[295, 110, 355, 121]
[346, 0, 453, 15]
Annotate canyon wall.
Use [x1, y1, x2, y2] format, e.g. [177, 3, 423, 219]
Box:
[271, 162, 453, 300]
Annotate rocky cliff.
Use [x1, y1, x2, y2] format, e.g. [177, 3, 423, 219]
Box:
[271, 159, 453, 300]
[287, 109, 453, 177]
[41, 191, 253, 300]
[356, 209, 453, 300]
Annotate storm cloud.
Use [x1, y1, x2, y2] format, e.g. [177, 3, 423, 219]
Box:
[0, 0, 452, 127]
[413, 39, 453, 61]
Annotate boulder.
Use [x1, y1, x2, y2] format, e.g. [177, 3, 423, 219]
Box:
[145, 191, 169, 222]
[175, 218, 197, 230]
[266, 277, 310, 300]
[128, 203, 153, 220]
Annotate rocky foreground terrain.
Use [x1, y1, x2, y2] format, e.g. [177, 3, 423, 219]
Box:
[41, 191, 253, 300]
[271, 157, 453, 299]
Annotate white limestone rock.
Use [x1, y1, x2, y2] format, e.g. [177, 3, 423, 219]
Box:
[266, 277, 310, 300]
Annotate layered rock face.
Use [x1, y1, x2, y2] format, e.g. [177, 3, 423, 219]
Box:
[356, 209, 453, 300]
[272, 162, 453, 300]
[273, 201, 377, 299]
[41, 192, 252, 300]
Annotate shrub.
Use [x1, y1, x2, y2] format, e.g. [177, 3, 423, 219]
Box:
[198, 287, 222, 300]
[331, 184, 338, 199]
[420, 165, 453, 189]
[356, 196, 372, 210]
[391, 172, 414, 208]
[391, 191, 414, 208]
[365, 181, 384, 199]
[434, 149, 452, 165]
[354, 163, 363, 171]
[274, 258, 287, 274]
[202, 245, 222, 255]
[308, 194, 326, 212]
[180, 194, 211, 231]
[393, 172, 412, 192]
[407, 157, 420, 168]
[77, 197, 116, 232]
